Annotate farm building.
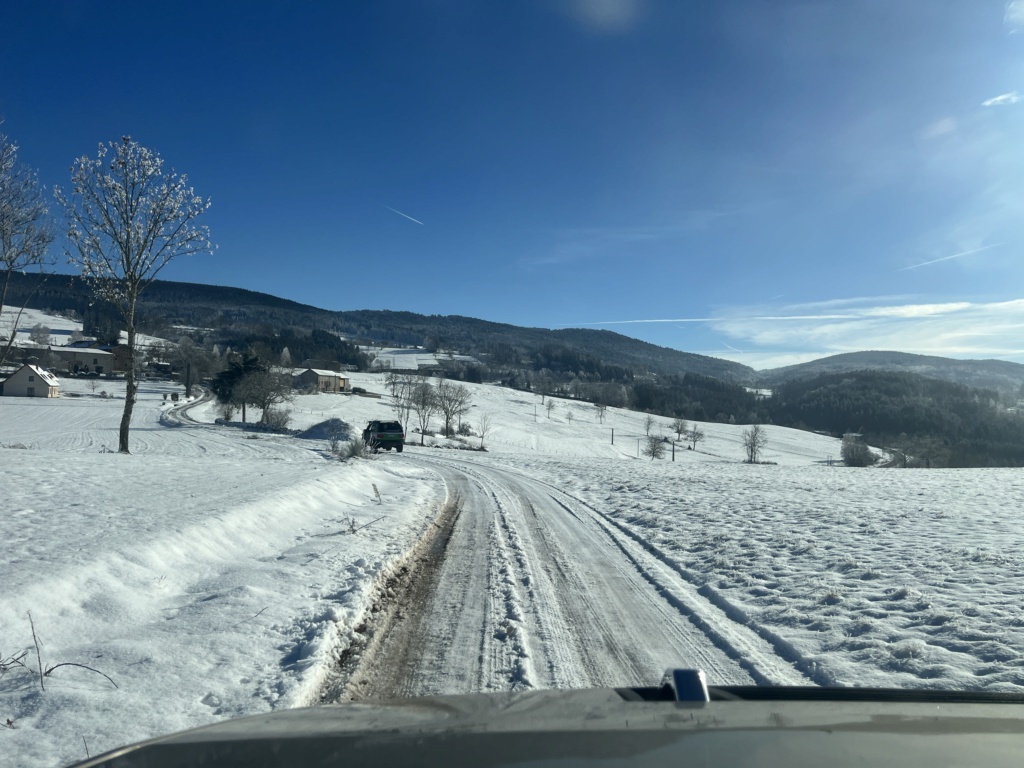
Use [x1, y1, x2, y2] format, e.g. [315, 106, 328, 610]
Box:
[294, 368, 350, 393]
[48, 346, 115, 375]
[1, 364, 60, 398]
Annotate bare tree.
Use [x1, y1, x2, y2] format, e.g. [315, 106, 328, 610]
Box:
[478, 413, 492, 449]
[841, 435, 876, 467]
[688, 425, 706, 450]
[643, 414, 656, 435]
[236, 369, 293, 424]
[742, 424, 768, 463]
[385, 369, 400, 397]
[0, 129, 55, 368]
[545, 400, 555, 418]
[434, 377, 471, 437]
[58, 137, 213, 453]
[389, 374, 416, 433]
[642, 435, 666, 460]
[411, 379, 437, 445]
[171, 336, 216, 397]
[566, 410, 574, 424]
[595, 403, 607, 424]
[28, 323, 50, 346]
[672, 418, 688, 440]
[279, 346, 292, 367]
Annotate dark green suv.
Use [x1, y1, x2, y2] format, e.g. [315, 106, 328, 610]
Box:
[362, 420, 405, 452]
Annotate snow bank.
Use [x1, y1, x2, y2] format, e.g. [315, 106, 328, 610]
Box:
[0, 378, 442, 767]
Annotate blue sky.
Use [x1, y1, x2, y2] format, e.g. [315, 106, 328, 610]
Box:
[3, 0, 1023, 369]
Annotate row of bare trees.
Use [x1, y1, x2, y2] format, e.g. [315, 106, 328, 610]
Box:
[386, 372, 476, 445]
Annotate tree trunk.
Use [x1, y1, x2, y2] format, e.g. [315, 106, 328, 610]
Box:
[119, 308, 137, 454]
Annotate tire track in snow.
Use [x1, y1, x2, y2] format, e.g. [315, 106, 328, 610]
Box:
[349, 454, 768, 696]
[449, 460, 765, 687]
[347, 468, 534, 698]
[420, 456, 814, 687]
[503, 466, 822, 686]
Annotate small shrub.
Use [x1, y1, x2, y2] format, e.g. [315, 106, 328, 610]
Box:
[841, 436, 876, 467]
[343, 437, 368, 459]
[220, 403, 235, 420]
[457, 422, 475, 437]
[262, 409, 291, 431]
[352, 386, 366, 394]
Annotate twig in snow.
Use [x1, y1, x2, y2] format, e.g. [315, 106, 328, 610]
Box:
[0, 650, 28, 676]
[4, 719, 14, 729]
[28, 612, 44, 692]
[353, 516, 386, 533]
[26, 614, 118, 690]
[232, 607, 268, 628]
[83, 735, 90, 758]
[44, 663, 118, 689]
[372, 483, 382, 504]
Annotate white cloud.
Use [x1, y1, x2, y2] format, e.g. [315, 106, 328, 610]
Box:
[710, 298, 1024, 364]
[573, 297, 1024, 368]
[1006, 1, 1024, 32]
[920, 117, 957, 140]
[982, 91, 1021, 107]
[562, 0, 645, 34]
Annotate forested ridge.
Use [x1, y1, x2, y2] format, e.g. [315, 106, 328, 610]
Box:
[2, 272, 754, 384]
[767, 371, 1024, 467]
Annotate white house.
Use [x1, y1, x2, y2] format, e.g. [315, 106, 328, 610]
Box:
[1, 364, 60, 398]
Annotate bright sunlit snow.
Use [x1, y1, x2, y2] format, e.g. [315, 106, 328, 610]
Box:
[3, 342, 1024, 766]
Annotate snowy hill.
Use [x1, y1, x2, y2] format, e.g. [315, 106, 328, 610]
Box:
[759, 350, 1024, 395]
[1, 271, 757, 382]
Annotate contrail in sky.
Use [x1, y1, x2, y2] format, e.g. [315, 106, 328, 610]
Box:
[382, 204, 424, 225]
[898, 243, 999, 271]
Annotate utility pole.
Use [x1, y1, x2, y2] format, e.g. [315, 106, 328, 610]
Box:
[672, 441, 675, 461]
[611, 428, 614, 445]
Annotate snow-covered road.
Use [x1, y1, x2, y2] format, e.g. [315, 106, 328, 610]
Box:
[345, 454, 809, 698]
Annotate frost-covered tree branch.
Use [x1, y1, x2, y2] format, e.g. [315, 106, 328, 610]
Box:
[56, 136, 213, 453]
[0, 129, 55, 368]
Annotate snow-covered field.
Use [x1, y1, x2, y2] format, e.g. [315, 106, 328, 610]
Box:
[0, 307, 82, 348]
[1, 377, 442, 767]
[4, 356, 1024, 766]
[365, 346, 480, 371]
